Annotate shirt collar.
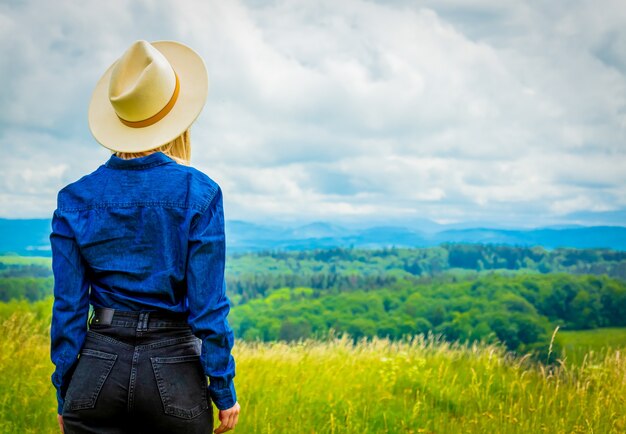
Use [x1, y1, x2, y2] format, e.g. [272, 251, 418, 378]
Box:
[105, 151, 175, 170]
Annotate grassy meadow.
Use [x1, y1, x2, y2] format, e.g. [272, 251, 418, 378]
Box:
[0, 256, 51, 266]
[1, 298, 625, 433]
[556, 327, 626, 366]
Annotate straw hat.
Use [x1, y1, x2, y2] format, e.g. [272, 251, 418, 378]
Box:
[88, 40, 208, 153]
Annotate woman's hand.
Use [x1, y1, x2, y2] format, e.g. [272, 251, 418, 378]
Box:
[57, 414, 64, 433]
[214, 401, 240, 433]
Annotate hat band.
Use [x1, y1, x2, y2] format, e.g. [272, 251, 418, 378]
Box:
[117, 72, 180, 128]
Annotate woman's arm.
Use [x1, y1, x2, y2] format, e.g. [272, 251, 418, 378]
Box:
[186, 185, 237, 411]
[49, 204, 91, 416]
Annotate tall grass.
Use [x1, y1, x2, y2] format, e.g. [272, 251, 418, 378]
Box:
[0, 309, 55, 433]
[0, 306, 624, 433]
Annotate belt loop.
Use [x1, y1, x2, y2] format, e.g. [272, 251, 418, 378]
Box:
[137, 312, 150, 332]
[144, 311, 151, 330]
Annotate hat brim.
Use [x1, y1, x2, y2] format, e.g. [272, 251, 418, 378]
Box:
[88, 41, 208, 153]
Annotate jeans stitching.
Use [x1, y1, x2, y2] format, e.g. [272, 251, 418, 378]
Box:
[150, 356, 208, 419]
[86, 330, 135, 350]
[86, 330, 198, 351]
[81, 348, 117, 360]
[68, 353, 117, 411]
[152, 354, 202, 364]
[127, 347, 140, 413]
[141, 335, 199, 350]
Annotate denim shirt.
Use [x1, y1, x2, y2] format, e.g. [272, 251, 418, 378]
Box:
[49, 151, 237, 414]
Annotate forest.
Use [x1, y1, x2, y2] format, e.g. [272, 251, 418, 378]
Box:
[2, 243, 625, 361]
[225, 243, 626, 302]
[229, 273, 626, 360]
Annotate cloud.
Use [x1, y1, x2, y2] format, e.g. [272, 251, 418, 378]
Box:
[0, 0, 624, 227]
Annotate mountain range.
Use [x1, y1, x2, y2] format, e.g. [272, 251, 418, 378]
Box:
[1, 218, 625, 256]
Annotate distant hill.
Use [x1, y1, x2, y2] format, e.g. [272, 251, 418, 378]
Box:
[431, 226, 626, 249]
[1, 217, 625, 256]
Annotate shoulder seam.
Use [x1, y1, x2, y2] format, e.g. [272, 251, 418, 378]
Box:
[199, 184, 220, 213]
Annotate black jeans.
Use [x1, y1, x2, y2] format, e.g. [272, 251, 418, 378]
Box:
[62, 310, 214, 433]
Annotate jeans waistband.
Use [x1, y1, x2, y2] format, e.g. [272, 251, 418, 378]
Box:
[90, 307, 190, 330]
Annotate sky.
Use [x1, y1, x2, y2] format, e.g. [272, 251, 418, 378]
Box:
[0, 0, 625, 229]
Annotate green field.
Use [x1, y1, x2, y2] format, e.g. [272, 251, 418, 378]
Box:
[0, 255, 51, 266]
[556, 327, 626, 366]
[1, 299, 625, 434]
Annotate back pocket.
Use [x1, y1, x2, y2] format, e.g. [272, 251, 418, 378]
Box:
[150, 354, 209, 419]
[65, 348, 118, 411]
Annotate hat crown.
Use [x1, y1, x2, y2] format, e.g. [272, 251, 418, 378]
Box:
[108, 40, 177, 122]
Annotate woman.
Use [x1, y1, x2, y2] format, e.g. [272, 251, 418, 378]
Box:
[50, 40, 240, 433]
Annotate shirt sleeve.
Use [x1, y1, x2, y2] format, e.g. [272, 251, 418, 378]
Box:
[186, 185, 237, 410]
[49, 206, 91, 415]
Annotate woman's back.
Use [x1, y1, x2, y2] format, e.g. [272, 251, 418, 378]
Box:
[54, 150, 223, 312]
[51, 151, 237, 432]
[51, 39, 239, 433]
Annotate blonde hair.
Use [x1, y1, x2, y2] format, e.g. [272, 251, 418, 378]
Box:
[113, 129, 191, 165]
